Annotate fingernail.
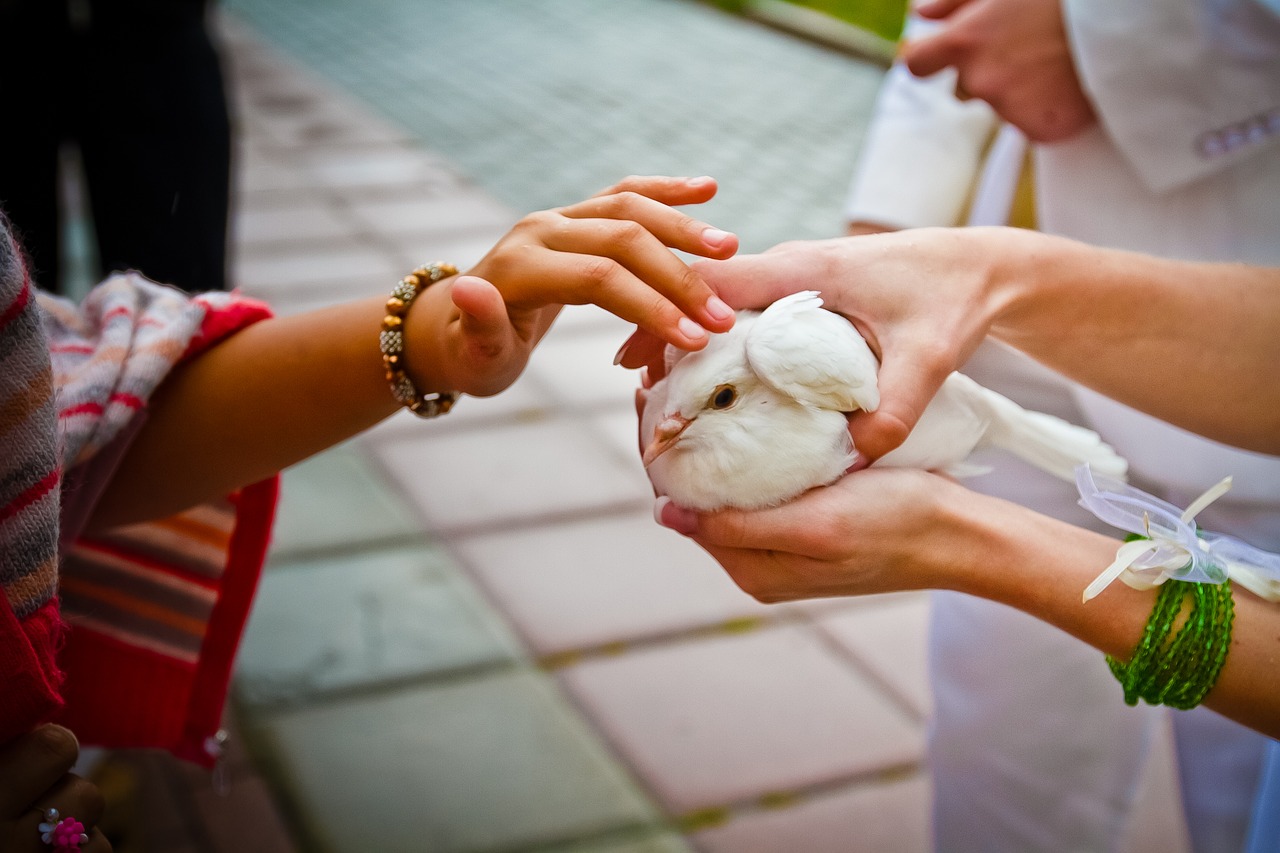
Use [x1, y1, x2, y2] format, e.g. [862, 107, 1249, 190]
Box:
[678, 316, 706, 341]
[704, 295, 733, 322]
[689, 175, 714, 186]
[702, 227, 734, 247]
[613, 338, 631, 366]
[654, 495, 699, 535]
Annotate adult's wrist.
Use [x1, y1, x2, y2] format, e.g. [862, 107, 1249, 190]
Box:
[984, 228, 1095, 351]
[894, 476, 1037, 597]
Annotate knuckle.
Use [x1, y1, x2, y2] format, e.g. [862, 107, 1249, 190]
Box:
[579, 256, 620, 287]
[517, 208, 557, 231]
[602, 191, 641, 215]
[909, 335, 955, 382]
[611, 219, 649, 248]
[674, 264, 706, 295]
[31, 724, 79, 770]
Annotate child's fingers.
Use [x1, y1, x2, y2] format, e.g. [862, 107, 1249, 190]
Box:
[510, 247, 710, 350]
[536, 214, 736, 334]
[590, 175, 720, 208]
[559, 191, 739, 262]
[613, 327, 668, 378]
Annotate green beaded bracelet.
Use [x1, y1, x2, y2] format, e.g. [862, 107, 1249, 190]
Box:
[1107, 578, 1235, 710]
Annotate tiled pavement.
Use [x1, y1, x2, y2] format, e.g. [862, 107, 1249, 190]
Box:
[99, 3, 1189, 852]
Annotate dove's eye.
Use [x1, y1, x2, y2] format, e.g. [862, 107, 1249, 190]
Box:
[709, 384, 738, 410]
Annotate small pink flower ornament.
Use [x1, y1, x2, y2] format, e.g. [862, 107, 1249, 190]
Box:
[38, 809, 89, 852]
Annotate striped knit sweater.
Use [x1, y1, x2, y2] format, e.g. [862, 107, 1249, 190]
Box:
[1, 214, 277, 766]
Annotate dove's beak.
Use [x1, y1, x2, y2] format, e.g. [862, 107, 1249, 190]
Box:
[642, 414, 691, 467]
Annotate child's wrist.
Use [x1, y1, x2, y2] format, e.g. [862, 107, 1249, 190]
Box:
[384, 264, 461, 418]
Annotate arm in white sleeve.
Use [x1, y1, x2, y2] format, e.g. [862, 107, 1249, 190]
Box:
[1063, 0, 1280, 193]
[844, 16, 1000, 230]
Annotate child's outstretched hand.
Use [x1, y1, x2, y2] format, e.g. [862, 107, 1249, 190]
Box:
[407, 175, 739, 398]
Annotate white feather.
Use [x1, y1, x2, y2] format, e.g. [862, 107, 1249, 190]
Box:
[641, 293, 1128, 511]
[746, 291, 880, 412]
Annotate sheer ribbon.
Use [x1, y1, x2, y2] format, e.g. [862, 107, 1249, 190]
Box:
[1075, 465, 1280, 603]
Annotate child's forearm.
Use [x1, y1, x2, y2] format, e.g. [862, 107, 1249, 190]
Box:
[88, 295, 399, 530]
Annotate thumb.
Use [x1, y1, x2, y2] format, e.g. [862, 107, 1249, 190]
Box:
[451, 275, 515, 362]
[692, 255, 805, 311]
[849, 352, 949, 462]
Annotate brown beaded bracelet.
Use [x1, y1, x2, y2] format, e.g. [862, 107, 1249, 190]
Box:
[380, 262, 459, 418]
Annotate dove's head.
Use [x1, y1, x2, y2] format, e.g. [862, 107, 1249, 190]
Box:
[640, 305, 856, 512]
[641, 321, 772, 470]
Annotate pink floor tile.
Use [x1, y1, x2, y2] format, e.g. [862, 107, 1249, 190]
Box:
[557, 624, 924, 815]
[451, 509, 769, 655]
[815, 595, 933, 720]
[694, 774, 931, 853]
[372, 416, 647, 533]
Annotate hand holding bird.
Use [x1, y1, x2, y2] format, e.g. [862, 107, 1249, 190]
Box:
[639, 291, 1127, 511]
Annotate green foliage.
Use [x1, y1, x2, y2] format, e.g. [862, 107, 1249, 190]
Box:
[703, 0, 908, 46]
[789, 0, 908, 41]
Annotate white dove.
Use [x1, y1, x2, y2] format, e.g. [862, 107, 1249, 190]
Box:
[639, 291, 1129, 511]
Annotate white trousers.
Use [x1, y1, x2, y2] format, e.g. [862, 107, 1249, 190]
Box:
[928, 343, 1268, 852]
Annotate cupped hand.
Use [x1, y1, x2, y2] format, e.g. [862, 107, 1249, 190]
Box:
[0, 726, 111, 852]
[409, 175, 740, 398]
[653, 467, 978, 602]
[902, 0, 1096, 143]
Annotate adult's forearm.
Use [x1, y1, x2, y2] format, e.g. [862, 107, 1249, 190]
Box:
[987, 230, 1280, 453]
[954, 492, 1280, 738]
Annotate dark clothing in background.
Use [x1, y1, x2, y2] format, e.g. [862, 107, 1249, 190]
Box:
[0, 0, 231, 293]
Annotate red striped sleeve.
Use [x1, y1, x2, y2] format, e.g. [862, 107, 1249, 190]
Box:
[0, 271, 30, 333]
[0, 469, 61, 525]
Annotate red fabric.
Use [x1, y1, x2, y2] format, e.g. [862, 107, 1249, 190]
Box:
[180, 476, 278, 765]
[8, 294, 279, 761]
[53, 297, 279, 765]
[56, 478, 278, 767]
[187, 294, 273, 358]
[0, 600, 65, 743]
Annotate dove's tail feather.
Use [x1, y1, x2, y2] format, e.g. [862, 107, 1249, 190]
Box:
[976, 383, 1130, 482]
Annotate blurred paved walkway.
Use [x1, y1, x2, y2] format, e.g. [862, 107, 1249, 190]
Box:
[221, 0, 884, 255]
[216, 3, 936, 851]
[132, 3, 1190, 852]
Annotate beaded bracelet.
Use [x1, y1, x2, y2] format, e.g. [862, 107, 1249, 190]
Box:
[1107, 577, 1235, 710]
[380, 262, 460, 418]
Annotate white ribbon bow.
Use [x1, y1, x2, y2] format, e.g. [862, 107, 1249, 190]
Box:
[1075, 465, 1280, 603]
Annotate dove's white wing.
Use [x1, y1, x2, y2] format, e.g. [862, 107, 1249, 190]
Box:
[744, 291, 880, 412]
